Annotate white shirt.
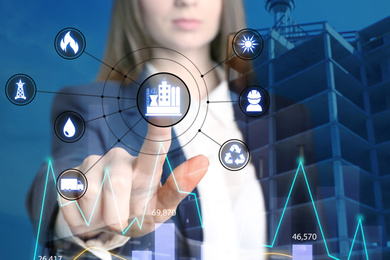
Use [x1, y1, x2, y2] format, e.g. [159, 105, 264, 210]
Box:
[174, 79, 266, 260]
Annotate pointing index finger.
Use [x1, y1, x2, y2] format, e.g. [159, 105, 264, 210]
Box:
[135, 122, 172, 175]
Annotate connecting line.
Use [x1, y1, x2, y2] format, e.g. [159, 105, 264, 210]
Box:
[37, 90, 119, 99]
[198, 129, 221, 147]
[32, 143, 203, 260]
[37, 90, 136, 102]
[84, 51, 140, 86]
[83, 117, 142, 175]
[202, 53, 236, 77]
[118, 97, 137, 100]
[85, 105, 137, 123]
[264, 162, 370, 260]
[207, 100, 238, 104]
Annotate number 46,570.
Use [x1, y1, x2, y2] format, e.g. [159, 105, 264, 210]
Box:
[292, 233, 317, 241]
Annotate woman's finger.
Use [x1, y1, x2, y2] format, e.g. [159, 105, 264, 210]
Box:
[154, 155, 209, 220]
[136, 123, 172, 176]
[103, 148, 133, 232]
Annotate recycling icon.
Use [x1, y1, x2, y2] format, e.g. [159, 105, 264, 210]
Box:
[224, 144, 246, 165]
[219, 140, 250, 171]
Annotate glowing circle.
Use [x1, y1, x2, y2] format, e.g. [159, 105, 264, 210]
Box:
[239, 35, 258, 54]
[245, 41, 252, 48]
[232, 28, 264, 60]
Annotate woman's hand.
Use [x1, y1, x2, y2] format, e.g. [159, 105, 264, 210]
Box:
[58, 123, 209, 238]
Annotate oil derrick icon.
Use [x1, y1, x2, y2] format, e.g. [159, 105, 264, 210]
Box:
[15, 79, 27, 100]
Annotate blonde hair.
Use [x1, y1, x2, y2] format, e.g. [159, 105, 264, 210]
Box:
[97, 0, 246, 81]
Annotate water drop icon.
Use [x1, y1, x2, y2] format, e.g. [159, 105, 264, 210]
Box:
[63, 118, 76, 138]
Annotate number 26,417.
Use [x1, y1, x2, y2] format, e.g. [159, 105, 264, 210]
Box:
[38, 256, 62, 260]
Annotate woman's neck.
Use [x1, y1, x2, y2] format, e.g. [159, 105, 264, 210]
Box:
[149, 45, 221, 99]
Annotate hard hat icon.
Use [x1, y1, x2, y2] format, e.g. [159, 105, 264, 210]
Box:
[247, 90, 261, 105]
[246, 89, 262, 112]
[239, 86, 270, 117]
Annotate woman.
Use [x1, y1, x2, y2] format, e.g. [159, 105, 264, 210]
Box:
[27, 0, 266, 259]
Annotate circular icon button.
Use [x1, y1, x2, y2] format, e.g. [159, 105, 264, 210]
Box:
[137, 72, 191, 127]
[54, 111, 85, 143]
[55, 28, 86, 60]
[5, 74, 37, 106]
[232, 28, 264, 60]
[219, 139, 250, 171]
[239, 86, 270, 117]
[56, 169, 88, 201]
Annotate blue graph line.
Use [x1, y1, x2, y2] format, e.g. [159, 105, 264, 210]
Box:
[32, 143, 203, 260]
[33, 160, 53, 260]
[163, 145, 204, 228]
[33, 154, 370, 260]
[265, 161, 370, 260]
[348, 219, 369, 260]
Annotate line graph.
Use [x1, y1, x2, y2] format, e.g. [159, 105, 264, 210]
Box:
[73, 247, 127, 260]
[33, 154, 370, 260]
[32, 144, 202, 260]
[71, 248, 295, 260]
[264, 161, 369, 260]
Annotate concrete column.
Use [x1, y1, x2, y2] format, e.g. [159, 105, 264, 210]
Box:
[268, 36, 278, 245]
[324, 31, 350, 257]
[357, 33, 386, 248]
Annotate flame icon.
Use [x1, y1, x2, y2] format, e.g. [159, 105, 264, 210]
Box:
[63, 118, 76, 138]
[60, 31, 79, 54]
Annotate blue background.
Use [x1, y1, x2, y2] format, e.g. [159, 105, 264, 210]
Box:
[0, 0, 389, 258]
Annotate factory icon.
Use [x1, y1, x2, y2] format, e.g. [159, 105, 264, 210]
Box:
[145, 79, 182, 116]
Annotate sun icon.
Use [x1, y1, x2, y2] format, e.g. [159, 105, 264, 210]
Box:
[239, 35, 258, 54]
